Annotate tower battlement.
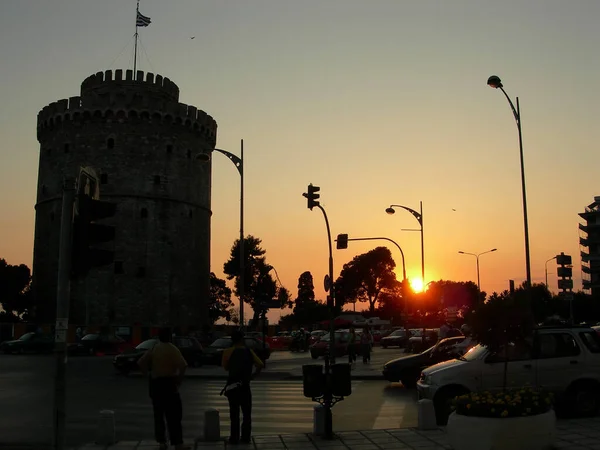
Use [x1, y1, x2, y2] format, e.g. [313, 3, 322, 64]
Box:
[81, 69, 180, 100]
[37, 69, 217, 146]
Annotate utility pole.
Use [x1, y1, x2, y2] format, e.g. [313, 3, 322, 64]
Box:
[53, 177, 76, 450]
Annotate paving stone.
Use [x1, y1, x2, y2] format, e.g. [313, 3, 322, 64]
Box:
[339, 438, 372, 445]
[327, 445, 378, 450]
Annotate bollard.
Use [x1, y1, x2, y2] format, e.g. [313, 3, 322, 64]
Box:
[417, 399, 437, 430]
[96, 410, 116, 445]
[313, 405, 325, 436]
[203, 408, 220, 441]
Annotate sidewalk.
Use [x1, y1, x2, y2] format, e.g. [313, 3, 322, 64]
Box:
[68, 416, 600, 449]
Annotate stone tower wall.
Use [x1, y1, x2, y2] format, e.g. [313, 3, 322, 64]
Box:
[33, 69, 216, 327]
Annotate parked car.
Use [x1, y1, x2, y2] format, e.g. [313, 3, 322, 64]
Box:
[406, 329, 439, 353]
[112, 336, 204, 374]
[381, 329, 411, 348]
[0, 332, 54, 354]
[67, 333, 125, 356]
[309, 330, 328, 345]
[382, 336, 466, 387]
[417, 325, 600, 425]
[202, 336, 271, 365]
[309, 331, 361, 359]
[269, 332, 293, 349]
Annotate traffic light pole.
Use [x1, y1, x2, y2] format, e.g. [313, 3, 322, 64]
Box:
[53, 178, 76, 450]
[315, 204, 335, 440]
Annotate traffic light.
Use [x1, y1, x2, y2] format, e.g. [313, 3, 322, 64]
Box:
[336, 234, 348, 250]
[302, 184, 320, 210]
[71, 193, 117, 278]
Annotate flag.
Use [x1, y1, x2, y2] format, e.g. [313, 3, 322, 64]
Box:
[136, 11, 151, 27]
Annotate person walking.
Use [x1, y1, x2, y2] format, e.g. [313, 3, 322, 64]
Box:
[138, 328, 189, 450]
[347, 327, 357, 365]
[361, 327, 372, 364]
[221, 330, 264, 445]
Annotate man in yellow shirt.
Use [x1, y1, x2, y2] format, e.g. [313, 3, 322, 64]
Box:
[138, 328, 189, 450]
[221, 330, 264, 445]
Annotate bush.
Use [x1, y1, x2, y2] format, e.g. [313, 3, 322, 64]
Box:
[454, 388, 554, 419]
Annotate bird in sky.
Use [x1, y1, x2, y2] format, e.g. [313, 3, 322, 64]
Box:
[190, 36, 195, 39]
[452, 208, 457, 211]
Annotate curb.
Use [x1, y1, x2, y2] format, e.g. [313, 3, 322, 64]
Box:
[127, 371, 296, 380]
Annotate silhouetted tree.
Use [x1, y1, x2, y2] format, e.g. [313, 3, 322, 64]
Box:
[223, 235, 291, 326]
[208, 272, 233, 324]
[335, 247, 398, 313]
[0, 259, 32, 321]
[294, 271, 315, 311]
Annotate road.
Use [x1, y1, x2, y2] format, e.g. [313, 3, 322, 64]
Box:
[0, 351, 417, 447]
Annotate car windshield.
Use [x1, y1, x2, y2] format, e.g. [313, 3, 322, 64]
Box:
[19, 332, 35, 341]
[211, 338, 232, 348]
[319, 333, 344, 342]
[463, 344, 488, 361]
[389, 330, 404, 337]
[136, 339, 158, 350]
[82, 334, 99, 341]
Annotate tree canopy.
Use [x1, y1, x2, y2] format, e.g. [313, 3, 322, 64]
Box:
[0, 259, 32, 322]
[223, 235, 291, 325]
[208, 272, 233, 324]
[335, 247, 398, 313]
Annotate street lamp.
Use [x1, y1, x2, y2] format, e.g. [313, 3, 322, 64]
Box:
[197, 140, 245, 328]
[487, 75, 531, 287]
[458, 248, 498, 291]
[386, 202, 424, 284]
[545, 255, 557, 288]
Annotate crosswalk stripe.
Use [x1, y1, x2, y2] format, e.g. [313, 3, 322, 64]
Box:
[65, 381, 362, 439]
[372, 398, 406, 429]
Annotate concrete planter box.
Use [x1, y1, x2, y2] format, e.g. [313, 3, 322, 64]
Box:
[447, 409, 556, 450]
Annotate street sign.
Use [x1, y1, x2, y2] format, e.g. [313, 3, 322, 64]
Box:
[324, 274, 331, 292]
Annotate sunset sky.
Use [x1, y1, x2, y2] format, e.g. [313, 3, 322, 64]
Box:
[1, 0, 599, 322]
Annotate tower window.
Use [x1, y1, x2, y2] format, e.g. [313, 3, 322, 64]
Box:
[189, 210, 193, 218]
[167, 145, 173, 154]
[64, 144, 70, 153]
[187, 149, 191, 159]
[47, 148, 52, 156]
[100, 173, 108, 184]
[107, 138, 115, 149]
[114, 262, 124, 274]
[153, 175, 161, 185]
[141, 208, 148, 218]
[136, 267, 146, 278]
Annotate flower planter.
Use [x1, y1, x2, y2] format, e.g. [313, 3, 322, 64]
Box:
[447, 409, 556, 450]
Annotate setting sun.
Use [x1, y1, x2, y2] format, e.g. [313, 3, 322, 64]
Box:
[410, 278, 424, 293]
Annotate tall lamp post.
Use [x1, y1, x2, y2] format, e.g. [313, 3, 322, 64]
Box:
[385, 202, 424, 284]
[487, 75, 531, 287]
[545, 255, 557, 287]
[458, 248, 498, 291]
[197, 140, 245, 328]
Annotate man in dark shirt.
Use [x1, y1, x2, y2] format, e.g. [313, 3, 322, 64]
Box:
[221, 330, 264, 444]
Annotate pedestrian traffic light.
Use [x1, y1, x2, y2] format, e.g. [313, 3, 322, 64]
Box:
[71, 176, 117, 278]
[336, 234, 348, 250]
[302, 184, 320, 210]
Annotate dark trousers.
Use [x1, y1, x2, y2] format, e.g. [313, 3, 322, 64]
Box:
[149, 377, 183, 445]
[227, 384, 252, 442]
[348, 346, 356, 363]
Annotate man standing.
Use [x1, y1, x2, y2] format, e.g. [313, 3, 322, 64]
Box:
[222, 330, 264, 445]
[138, 328, 189, 450]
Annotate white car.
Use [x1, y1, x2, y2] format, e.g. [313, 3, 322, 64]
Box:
[417, 326, 600, 425]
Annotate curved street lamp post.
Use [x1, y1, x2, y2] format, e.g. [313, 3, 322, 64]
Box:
[545, 256, 557, 288]
[487, 75, 531, 287]
[458, 248, 498, 292]
[385, 202, 424, 284]
[197, 140, 245, 328]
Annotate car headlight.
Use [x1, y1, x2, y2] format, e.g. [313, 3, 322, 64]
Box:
[128, 357, 137, 362]
[419, 372, 430, 384]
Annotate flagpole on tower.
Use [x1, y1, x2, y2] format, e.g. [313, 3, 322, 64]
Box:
[133, 0, 140, 74]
